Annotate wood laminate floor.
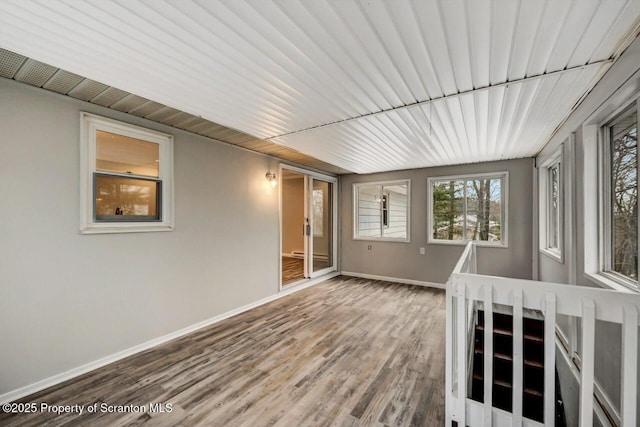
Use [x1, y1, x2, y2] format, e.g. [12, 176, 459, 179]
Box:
[282, 256, 305, 284]
[0, 276, 445, 427]
[281, 257, 331, 286]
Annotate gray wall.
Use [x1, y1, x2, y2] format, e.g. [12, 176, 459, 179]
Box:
[535, 35, 640, 423]
[341, 158, 534, 284]
[0, 78, 282, 396]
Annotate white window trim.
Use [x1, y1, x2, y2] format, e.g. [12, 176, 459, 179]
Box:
[353, 179, 411, 242]
[538, 145, 564, 262]
[427, 171, 509, 248]
[583, 95, 640, 292]
[80, 112, 174, 234]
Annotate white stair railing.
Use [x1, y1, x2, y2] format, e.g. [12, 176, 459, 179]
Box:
[445, 242, 640, 427]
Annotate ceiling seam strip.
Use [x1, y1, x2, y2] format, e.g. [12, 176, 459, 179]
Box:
[266, 60, 612, 142]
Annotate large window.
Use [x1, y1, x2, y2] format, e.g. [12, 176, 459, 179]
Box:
[538, 146, 563, 261]
[603, 105, 638, 285]
[80, 113, 174, 234]
[428, 172, 507, 246]
[353, 180, 410, 241]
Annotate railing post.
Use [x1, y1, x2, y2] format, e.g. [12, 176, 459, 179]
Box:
[471, 242, 477, 274]
[483, 284, 493, 427]
[621, 305, 637, 427]
[544, 293, 557, 426]
[445, 278, 454, 424]
[580, 299, 595, 427]
[457, 281, 467, 427]
[512, 289, 523, 426]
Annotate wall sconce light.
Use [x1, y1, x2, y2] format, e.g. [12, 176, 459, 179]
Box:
[265, 172, 277, 187]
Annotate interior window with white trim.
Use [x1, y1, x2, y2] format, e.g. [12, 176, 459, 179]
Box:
[353, 180, 410, 241]
[80, 113, 174, 234]
[538, 147, 563, 261]
[428, 172, 507, 246]
[603, 104, 638, 284]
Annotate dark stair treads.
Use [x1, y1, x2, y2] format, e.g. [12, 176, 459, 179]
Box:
[471, 310, 546, 423]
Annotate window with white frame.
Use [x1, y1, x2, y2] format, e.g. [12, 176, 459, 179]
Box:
[80, 113, 174, 234]
[353, 180, 410, 241]
[602, 103, 638, 285]
[539, 147, 563, 261]
[428, 172, 507, 246]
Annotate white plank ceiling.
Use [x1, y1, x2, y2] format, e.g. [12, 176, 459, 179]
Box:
[1, 0, 639, 174]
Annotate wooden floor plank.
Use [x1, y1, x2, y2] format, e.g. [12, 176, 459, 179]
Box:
[0, 276, 445, 426]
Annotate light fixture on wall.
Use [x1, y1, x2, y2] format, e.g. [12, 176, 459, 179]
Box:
[266, 172, 277, 187]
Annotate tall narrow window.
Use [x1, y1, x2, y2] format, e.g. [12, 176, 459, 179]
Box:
[429, 172, 507, 246]
[80, 113, 174, 234]
[548, 164, 561, 250]
[353, 180, 410, 241]
[607, 106, 638, 281]
[538, 146, 563, 261]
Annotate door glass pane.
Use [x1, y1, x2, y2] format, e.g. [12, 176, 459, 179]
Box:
[281, 170, 305, 285]
[96, 130, 159, 177]
[610, 108, 638, 280]
[313, 179, 333, 272]
[432, 180, 464, 240]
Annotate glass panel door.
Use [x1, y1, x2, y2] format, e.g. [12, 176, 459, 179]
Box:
[310, 178, 334, 276]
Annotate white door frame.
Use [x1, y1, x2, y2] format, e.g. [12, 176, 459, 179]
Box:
[279, 164, 338, 290]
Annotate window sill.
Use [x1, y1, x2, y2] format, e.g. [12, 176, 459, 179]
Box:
[428, 239, 507, 248]
[80, 224, 174, 234]
[539, 248, 564, 264]
[353, 237, 410, 243]
[584, 272, 638, 293]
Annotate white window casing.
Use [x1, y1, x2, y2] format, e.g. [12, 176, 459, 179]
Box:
[583, 95, 639, 292]
[80, 112, 174, 234]
[538, 145, 564, 262]
[427, 171, 508, 247]
[353, 179, 410, 242]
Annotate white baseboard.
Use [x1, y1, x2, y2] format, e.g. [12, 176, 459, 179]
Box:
[0, 272, 339, 405]
[340, 271, 445, 289]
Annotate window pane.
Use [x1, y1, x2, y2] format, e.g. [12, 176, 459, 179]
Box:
[313, 180, 333, 272]
[95, 174, 160, 221]
[357, 184, 382, 238]
[466, 178, 502, 241]
[549, 164, 560, 249]
[96, 130, 159, 177]
[382, 184, 408, 239]
[610, 109, 638, 280]
[432, 180, 464, 240]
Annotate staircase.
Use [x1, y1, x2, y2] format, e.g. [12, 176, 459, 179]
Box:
[470, 310, 565, 424]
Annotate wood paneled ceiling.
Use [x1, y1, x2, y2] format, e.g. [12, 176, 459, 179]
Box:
[1, 0, 639, 174]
